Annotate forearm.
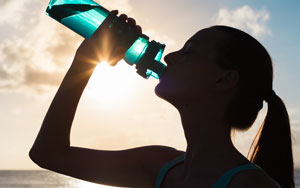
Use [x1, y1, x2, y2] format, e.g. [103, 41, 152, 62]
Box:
[30, 60, 97, 156]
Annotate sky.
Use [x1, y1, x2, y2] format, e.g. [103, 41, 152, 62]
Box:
[0, 0, 299, 171]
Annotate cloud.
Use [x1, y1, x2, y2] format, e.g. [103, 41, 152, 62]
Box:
[0, 17, 77, 93]
[0, 66, 10, 79]
[0, 0, 83, 94]
[0, 0, 26, 25]
[289, 108, 300, 133]
[143, 29, 176, 48]
[23, 64, 63, 87]
[100, 0, 132, 13]
[212, 5, 271, 38]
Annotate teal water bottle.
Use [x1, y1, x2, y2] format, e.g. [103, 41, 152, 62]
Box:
[46, 0, 166, 79]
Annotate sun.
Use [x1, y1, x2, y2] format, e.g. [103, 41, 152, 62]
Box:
[86, 60, 138, 109]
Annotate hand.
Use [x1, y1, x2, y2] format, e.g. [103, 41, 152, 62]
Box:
[74, 10, 142, 66]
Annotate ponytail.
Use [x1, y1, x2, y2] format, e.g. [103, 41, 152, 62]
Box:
[248, 94, 295, 188]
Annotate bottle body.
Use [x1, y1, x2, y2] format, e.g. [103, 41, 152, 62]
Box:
[46, 0, 166, 79]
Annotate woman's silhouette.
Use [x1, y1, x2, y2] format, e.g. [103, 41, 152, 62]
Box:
[29, 11, 294, 188]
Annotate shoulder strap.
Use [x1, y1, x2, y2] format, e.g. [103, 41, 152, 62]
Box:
[213, 163, 264, 188]
[155, 154, 185, 188]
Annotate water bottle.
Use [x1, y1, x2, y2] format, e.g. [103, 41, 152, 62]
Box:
[46, 0, 166, 79]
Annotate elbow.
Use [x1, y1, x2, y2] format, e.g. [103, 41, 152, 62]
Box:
[29, 145, 69, 170]
[29, 146, 56, 169]
[29, 147, 47, 168]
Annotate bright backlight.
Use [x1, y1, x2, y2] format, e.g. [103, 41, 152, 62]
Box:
[86, 61, 137, 108]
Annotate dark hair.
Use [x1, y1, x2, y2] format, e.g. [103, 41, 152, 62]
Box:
[210, 25, 294, 188]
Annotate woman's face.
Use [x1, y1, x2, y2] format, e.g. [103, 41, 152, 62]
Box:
[155, 28, 225, 107]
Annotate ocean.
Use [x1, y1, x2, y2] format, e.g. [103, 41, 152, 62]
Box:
[0, 170, 299, 188]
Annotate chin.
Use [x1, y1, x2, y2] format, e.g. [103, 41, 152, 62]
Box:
[154, 81, 165, 99]
[155, 80, 175, 101]
[154, 80, 180, 105]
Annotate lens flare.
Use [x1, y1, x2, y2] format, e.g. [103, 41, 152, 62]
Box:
[86, 61, 138, 108]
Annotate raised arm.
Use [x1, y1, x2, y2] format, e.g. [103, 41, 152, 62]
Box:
[29, 10, 126, 162]
[29, 11, 184, 188]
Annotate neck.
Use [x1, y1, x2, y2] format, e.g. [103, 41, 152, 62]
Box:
[179, 103, 233, 151]
[177, 104, 249, 183]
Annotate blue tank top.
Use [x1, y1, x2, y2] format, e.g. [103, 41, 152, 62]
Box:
[154, 154, 264, 188]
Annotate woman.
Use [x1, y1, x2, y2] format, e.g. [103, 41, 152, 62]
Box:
[29, 10, 294, 188]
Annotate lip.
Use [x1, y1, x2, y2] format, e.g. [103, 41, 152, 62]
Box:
[159, 74, 163, 81]
[159, 75, 164, 81]
[159, 67, 168, 81]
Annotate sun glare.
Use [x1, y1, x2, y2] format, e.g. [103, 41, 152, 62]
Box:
[86, 60, 138, 109]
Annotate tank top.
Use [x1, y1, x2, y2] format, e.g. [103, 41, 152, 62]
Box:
[154, 154, 264, 188]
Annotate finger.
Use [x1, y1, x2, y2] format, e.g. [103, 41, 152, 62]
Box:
[135, 25, 142, 34]
[119, 14, 128, 21]
[127, 17, 136, 26]
[111, 10, 118, 15]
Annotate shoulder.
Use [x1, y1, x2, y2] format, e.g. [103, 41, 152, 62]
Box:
[228, 169, 281, 188]
[138, 145, 185, 185]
